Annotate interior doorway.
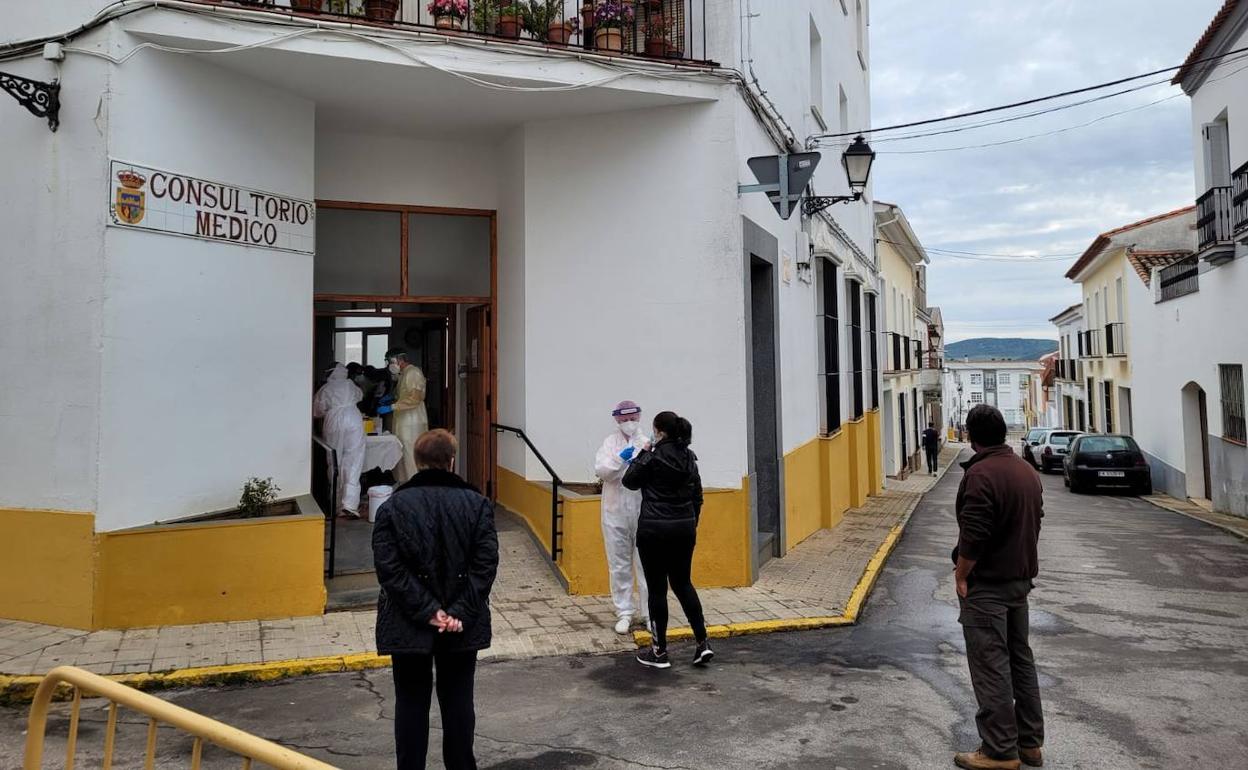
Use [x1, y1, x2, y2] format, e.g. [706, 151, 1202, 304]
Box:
[464, 305, 493, 495]
[1181, 382, 1212, 501]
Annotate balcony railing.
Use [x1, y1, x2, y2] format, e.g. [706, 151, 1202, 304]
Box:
[1078, 329, 1101, 358]
[1196, 185, 1234, 257]
[216, 0, 711, 64]
[886, 332, 913, 373]
[1104, 322, 1126, 357]
[1233, 161, 1248, 237]
[1158, 255, 1199, 302]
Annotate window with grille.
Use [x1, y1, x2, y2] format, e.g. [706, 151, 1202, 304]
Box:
[1104, 380, 1114, 433]
[817, 259, 841, 433]
[1087, 378, 1096, 431]
[970, 392, 984, 404]
[998, 373, 1011, 385]
[848, 279, 864, 419]
[1221, 364, 1246, 444]
[970, 373, 982, 386]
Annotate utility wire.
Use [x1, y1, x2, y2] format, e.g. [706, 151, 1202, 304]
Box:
[814, 41, 1248, 140]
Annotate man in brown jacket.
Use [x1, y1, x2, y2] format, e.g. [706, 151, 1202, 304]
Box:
[952, 405, 1045, 770]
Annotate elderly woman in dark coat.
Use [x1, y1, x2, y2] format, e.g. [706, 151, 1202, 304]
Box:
[373, 429, 499, 770]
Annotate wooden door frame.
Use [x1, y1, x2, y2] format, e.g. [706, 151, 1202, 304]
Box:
[312, 200, 498, 492]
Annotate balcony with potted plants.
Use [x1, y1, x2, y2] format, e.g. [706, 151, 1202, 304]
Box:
[204, 0, 710, 63]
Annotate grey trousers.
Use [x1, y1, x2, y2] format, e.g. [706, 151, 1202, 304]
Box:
[959, 579, 1045, 760]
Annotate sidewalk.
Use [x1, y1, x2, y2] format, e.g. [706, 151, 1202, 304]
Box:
[0, 446, 963, 699]
[1141, 493, 1248, 540]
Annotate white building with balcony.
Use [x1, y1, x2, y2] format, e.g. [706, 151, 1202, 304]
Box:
[942, 360, 1044, 433]
[1049, 303, 1086, 431]
[1126, 0, 1248, 516]
[0, 0, 884, 628]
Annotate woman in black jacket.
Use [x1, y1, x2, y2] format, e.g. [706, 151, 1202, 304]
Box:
[622, 411, 713, 669]
[373, 429, 499, 770]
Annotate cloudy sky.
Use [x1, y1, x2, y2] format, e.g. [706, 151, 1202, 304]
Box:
[866, 0, 1224, 343]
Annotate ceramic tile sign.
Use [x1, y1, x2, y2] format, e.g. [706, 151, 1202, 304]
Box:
[107, 159, 315, 255]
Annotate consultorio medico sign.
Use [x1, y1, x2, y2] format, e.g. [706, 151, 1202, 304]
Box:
[107, 160, 315, 255]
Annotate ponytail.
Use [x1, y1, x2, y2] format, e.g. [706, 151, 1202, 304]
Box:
[653, 411, 693, 446]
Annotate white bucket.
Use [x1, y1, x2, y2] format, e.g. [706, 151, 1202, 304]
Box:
[367, 485, 394, 523]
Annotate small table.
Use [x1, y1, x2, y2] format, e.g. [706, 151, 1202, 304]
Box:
[363, 433, 404, 473]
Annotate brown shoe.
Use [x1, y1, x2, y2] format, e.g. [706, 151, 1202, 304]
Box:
[953, 750, 1021, 770]
[1018, 746, 1043, 767]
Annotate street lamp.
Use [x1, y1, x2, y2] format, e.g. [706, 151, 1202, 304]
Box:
[802, 135, 876, 217]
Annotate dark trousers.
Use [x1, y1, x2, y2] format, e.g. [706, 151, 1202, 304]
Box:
[959, 579, 1045, 760]
[925, 446, 939, 473]
[391, 651, 479, 770]
[638, 530, 706, 651]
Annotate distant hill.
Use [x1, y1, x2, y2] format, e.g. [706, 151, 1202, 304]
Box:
[945, 338, 1057, 362]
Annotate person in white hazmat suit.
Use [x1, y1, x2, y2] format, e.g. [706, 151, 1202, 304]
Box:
[314, 364, 366, 517]
[594, 400, 652, 634]
[380, 349, 429, 484]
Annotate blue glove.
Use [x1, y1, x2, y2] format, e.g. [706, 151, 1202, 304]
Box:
[380, 395, 396, 406]
[619, 446, 636, 462]
[377, 405, 394, 415]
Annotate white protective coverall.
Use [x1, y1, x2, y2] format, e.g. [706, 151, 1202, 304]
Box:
[314, 366, 366, 514]
[594, 429, 651, 622]
[393, 364, 429, 483]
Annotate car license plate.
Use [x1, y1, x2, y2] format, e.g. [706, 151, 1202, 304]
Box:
[1098, 471, 1125, 478]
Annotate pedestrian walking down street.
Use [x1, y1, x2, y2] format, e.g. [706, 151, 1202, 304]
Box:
[952, 405, 1046, 770]
[373, 429, 499, 770]
[922, 422, 941, 475]
[623, 411, 713, 669]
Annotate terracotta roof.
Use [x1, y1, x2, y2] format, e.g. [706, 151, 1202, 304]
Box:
[1126, 249, 1193, 286]
[1064, 206, 1196, 281]
[1047, 302, 1083, 323]
[1173, 0, 1242, 85]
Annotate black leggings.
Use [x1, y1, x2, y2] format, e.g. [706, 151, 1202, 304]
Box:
[638, 530, 707, 651]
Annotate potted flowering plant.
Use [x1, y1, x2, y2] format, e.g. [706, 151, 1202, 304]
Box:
[291, 0, 322, 11]
[642, 13, 672, 57]
[428, 0, 468, 28]
[497, 1, 525, 36]
[593, 0, 634, 52]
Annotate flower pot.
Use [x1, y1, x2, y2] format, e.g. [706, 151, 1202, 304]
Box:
[499, 13, 522, 37]
[548, 21, 575, 45]
[645, 38, 667, 57]
[595, 27, 624, 52]
[291, 0, 321, 11]
[435, 14, 464, 30]
[365, 0, 399, 21]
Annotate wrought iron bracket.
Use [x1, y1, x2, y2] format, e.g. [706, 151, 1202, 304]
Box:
[0, 71, 61, 132]
[802, 192, 862, 217]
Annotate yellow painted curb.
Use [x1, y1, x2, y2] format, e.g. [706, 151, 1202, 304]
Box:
[0, 653, 392, 706]
[632, 521, 908, 649]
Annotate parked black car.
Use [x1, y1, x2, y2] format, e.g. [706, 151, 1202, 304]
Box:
[1063, 434, 1153, 495]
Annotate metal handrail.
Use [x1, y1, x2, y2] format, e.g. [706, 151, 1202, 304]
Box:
[24, 666, 337, 770]
[312, 434, 340, 579]
[492, 423, 563, 561]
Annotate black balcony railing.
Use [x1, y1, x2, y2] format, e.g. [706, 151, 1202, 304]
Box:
[886, 332, 912, 373]
[1233, 161, 1248, 236]
[212, 1, 711, 62]
[1197, 185, 1234, 252]
[1078, 329, 1101, 358]
[1104, 322, 1126, 357]
[1158, 255, 1199, 302]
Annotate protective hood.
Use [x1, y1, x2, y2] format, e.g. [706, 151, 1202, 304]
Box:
[327, 364, 348, 381]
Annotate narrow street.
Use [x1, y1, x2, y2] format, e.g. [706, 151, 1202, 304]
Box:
[5, 451, 1246, 769]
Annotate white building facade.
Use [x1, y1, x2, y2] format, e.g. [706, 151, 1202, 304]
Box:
[1049, 304, 1087, 431]
[942, 361, 1045, 433]
[1129, 0, 1248, 516]
[0, 0, 885, 628]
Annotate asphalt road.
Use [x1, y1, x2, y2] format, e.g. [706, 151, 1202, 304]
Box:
[5, 451, 1247, 769]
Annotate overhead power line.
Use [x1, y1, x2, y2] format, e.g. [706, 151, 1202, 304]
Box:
[813, 42, 1248, 140]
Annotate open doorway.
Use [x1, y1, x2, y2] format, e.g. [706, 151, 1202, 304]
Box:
[1182, 382, 1212, 501]
[744, 218, 784, 569]
[311, 201, 496, 604]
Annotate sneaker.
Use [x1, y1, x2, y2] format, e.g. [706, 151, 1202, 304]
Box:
[636, 646, 671, 669]
[613, 616, 631, 635]
[692, 640, 715, 667]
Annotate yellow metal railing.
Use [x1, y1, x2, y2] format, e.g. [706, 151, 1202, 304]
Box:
[24, 665, 339, 770]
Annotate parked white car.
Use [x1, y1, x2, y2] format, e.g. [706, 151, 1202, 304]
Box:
[1021, 428, 1052, 468]
[1035, 430, 1083, 473]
